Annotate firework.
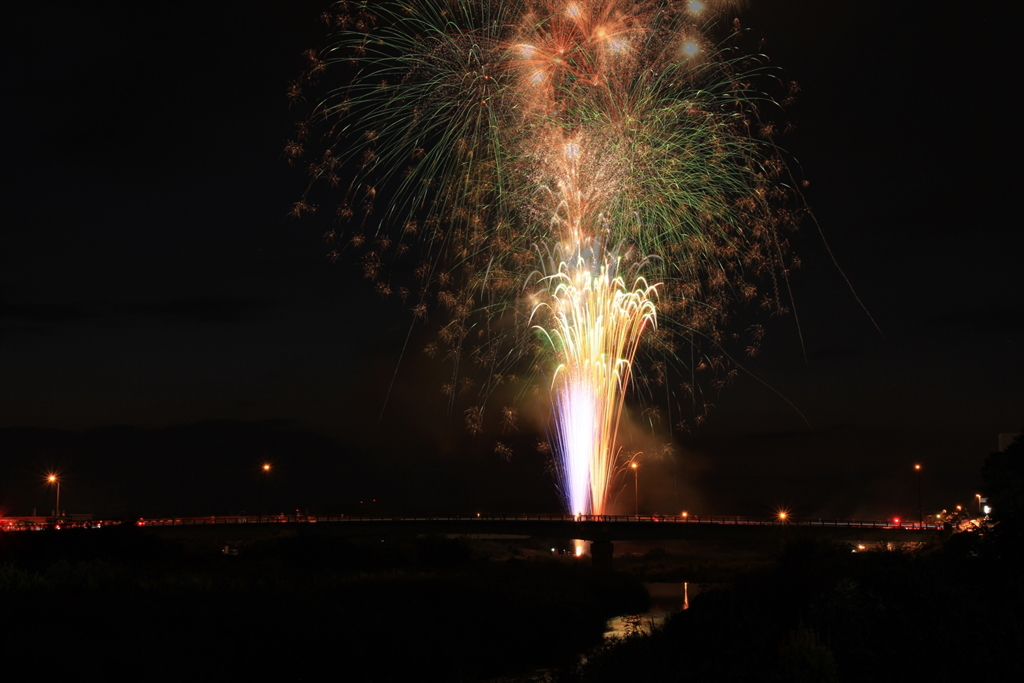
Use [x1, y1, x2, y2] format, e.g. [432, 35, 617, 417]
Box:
[534, 247, 658, 515]
[292, 0, 799, 515]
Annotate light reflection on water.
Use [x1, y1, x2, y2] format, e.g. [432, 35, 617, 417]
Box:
[604, 582, 688, 640]
[486, 583, 692, 681]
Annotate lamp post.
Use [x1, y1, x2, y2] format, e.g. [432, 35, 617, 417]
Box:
[631, 462, 639, 518]
[47, 474, 60, 521]
[914, 464, 922, 526]
[976, 493, 982, 515]
[259, 463, 271, 523]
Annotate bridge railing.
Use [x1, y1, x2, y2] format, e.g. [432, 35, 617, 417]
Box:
[123, 513, 944, 532]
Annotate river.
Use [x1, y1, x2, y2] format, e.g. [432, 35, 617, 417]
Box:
[603, 582, 691, 639]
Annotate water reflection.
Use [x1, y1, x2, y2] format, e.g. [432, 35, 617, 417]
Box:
[604, 582, 688, 640]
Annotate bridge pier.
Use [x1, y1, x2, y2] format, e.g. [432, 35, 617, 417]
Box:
[590, 540, 614, 571]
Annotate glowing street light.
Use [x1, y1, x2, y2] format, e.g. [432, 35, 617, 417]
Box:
[631, 461, 639, 518]
[914, 464, 923, 526]
[259, 463, 271, 523]
[47, 474, 60, 521]
[976, 493, 982, 515]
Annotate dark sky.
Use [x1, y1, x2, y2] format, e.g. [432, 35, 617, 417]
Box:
[2, 1, 1021, 520]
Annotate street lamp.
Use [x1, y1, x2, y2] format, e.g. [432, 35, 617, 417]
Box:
[631, 461, 639, 517]
[47, 474, 60, 521]
[914, 464, 922, 526]
[976, 493, 982, 515]
[259, 463, 271, 523]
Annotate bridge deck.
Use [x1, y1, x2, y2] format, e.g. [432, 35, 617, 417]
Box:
[119, 514, 944, 544]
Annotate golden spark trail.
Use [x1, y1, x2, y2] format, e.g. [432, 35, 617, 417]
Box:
[536, 250, 658, 516]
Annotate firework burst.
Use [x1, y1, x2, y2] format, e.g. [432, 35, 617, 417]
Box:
[533, 247, 658, 515]
[292, 0, 801, 515]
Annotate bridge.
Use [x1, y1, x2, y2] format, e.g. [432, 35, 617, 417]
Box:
[122, 513, 946, 567]
[4, 513, 947, 568]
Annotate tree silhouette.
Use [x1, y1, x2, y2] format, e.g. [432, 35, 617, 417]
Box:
[981, 429, 1024, 560]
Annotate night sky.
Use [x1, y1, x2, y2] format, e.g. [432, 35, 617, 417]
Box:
[2, 1, 1020, 521]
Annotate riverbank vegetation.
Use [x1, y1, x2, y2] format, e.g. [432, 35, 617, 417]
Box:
[563, 534, 1022, 682]
[0, 528, 646, 680]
